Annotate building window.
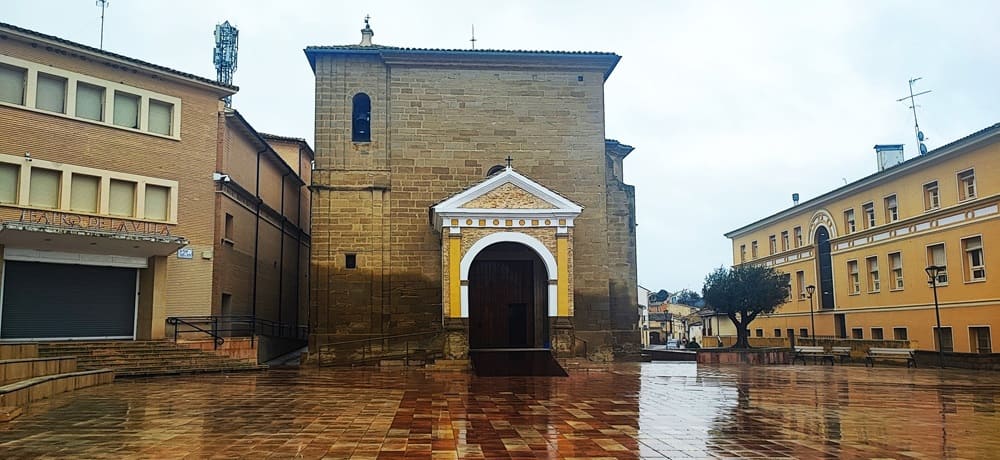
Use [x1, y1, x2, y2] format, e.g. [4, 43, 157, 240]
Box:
[769, 235, 777, 255]
[884, 195, 898, 222]
[794, 226, 802, 248]
[927, 243, 948, 284]
[774, 329, 782, 337]
[852, 328, 863, 339]
[844, 209, 856, 233]
[893, 327, 908, 341]
[970, 327, 991, 354]
[796, 270, 805, 300]
[751, 241, 758, 259]
[144, 184, 170, 221]
[224, 213, 234, 242]
[113, 91, 140, 129]
[934, 327, 953, 352]
[889, 252, 903, 290]
[962, 236, 985, 281]
[739, 244, 746, 263]
[352, 93, 371, 142]
[862, 202, 875, 229]
[28, 167, 61, 209]
[755, 329, 763, 338]
[69, 173, 100, 213]
[0, 63, 27, 105]
[108, 179, 136, 217]
[781, 231, 789, 252]
[871, 327, 884, 340]
[0, 162, 18, 204]
[957, 169, 976, 201]
[75, 82, 105, 121]
[847, 260, 860, 294]
[923, 181, 940, 211]
[36, 73, 67, 114]
[799, 328, 809, 338]
[866, 256, 880, 292]
[148, 99, 173, 135]
[345, 253, 358, 269]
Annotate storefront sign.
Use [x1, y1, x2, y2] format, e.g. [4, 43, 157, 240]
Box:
[18, 209, 171, 236]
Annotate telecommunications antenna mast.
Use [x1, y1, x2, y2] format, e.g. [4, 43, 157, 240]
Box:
[96, 0, 109, 49]
[213, 21, 239, 107]
[897, 77, 932, 155]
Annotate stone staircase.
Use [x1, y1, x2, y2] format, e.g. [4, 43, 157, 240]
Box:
[0, 343, 113, 422]
[38, 341, 267, 377]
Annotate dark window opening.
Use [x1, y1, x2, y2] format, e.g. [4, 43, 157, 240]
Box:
[486, 165, 506, 176]
[352, 93, 371, 142]
[345, 254, 357, 269]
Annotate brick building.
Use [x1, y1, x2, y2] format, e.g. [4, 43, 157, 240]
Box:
[305, 22, 639, 363]
[0, 22, 310, 343]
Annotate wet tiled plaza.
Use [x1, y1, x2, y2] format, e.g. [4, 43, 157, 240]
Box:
[2, 363, 999, 459]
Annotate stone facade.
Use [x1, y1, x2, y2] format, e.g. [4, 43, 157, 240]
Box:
[306, 30, 640, 361]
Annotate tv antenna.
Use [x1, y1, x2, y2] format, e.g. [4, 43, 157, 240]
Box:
[96, 0, 109, 49]
[213, 21, 239, 107]
[897, 77, 932, 155]
[470, 25, 477, 49]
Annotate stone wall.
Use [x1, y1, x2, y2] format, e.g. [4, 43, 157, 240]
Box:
[310, 50, 638, 358]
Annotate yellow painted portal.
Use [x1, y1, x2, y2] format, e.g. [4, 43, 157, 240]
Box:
[448, 234, 462, 318]
[557, 234, 569, 316]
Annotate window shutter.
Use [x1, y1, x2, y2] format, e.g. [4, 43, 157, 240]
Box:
[144, 184, 169, 221]
[70, 174, 100, 213]
[0, 163, 19, 203]
[0, 64, 26, 105]
[148, 100, 172, 135]
[28, 168, 61, 209]
[76, 83, 104, 121]
[109, 179, 136, 217]
[113, 92, 139, 129]
[36, 73, 67, 113]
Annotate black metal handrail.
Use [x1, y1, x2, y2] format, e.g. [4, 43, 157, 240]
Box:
[316, 330, 440, 367]
[166, 315, 309, 350]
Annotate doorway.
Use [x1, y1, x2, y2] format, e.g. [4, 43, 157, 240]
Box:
[468, 242, 548, 349]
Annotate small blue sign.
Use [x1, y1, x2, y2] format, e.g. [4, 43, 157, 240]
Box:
[177, 248, 194, 259]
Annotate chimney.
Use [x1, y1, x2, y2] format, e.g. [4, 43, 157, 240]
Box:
[792, 193, 799, 206]
[874, 144, 905, 172]
[360, 17, 374, 46]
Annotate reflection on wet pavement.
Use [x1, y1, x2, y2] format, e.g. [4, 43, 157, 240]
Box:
[1, 363, 998, 458]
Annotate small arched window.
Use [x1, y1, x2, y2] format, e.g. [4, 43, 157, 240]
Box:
[486, 165, 506, 176]
[352, 93, 371, 142]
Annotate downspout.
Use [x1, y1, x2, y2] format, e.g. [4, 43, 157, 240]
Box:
[251, 147, 266, 321]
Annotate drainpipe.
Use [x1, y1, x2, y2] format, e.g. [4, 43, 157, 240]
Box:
[251, 147, 266, 322]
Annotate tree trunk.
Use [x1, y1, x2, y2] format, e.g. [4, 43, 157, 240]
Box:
[729, 312, 753, 349]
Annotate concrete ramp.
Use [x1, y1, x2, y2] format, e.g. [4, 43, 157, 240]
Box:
[470, 348, 568, 377]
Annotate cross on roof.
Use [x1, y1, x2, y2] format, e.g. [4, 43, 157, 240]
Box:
[364, 15, 370, 27]
[505, 156, 513, 169]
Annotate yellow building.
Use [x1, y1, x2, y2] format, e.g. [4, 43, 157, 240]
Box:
[725, 124, 999, 353]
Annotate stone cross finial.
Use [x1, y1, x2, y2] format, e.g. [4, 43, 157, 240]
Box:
[505, 156, 513, 169]
[360, 15, 374, 46]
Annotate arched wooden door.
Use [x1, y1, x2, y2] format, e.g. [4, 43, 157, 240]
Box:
[468, 242, 548, 349]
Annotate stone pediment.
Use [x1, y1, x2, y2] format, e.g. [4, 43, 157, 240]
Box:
[431, 167, 582, 231]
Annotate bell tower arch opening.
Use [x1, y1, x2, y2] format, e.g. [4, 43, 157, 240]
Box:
[814, 226, 834, 309]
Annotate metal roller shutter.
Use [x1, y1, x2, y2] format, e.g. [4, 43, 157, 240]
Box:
[1, 261, 136, 339]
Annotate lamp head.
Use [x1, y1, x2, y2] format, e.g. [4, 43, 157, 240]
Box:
[925, 265, 943, 280]
[805, 285, 816, 296]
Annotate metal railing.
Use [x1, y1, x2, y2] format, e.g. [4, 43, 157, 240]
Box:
[166, 315, 308, 350]
[315, 330, 440, 367]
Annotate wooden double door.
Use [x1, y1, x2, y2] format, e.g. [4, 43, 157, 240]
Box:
[469, 257, 547, 350]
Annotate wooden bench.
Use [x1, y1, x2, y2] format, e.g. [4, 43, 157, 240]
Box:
[830, 346, 852, 363]
[792, 346, 835, 365]
[865, 348, 916, 368]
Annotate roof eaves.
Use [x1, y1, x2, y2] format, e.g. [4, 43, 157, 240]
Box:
[0, 22, 237, 94]
[723, 122, 1000, 238]
[225, 110, 305, 186]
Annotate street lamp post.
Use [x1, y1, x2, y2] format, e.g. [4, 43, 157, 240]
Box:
[926, 265, 945, 369]
[805, 285, 816, 344]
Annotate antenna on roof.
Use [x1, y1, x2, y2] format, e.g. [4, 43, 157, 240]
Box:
[470, 25, 477, 49]
[213, 21, 239, 107]
[96, 0, 109, 50]
[897, 77, 932, 155]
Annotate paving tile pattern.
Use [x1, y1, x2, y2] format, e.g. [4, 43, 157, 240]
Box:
[1, 363, 999, 458]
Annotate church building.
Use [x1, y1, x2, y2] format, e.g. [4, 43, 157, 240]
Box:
[305, 21, 640, 364]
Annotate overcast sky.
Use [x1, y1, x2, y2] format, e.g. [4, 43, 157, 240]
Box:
[7, 1, 1000, 293]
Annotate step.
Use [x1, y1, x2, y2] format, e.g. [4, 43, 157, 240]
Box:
[0, 369, 114, 418]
